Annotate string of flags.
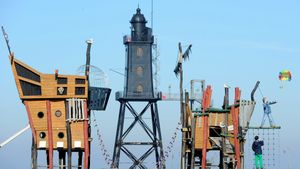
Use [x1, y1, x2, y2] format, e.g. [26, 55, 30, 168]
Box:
[92, 111, 112, 167]
[92, 112, 183, 168]
[157, 121, 182, 168]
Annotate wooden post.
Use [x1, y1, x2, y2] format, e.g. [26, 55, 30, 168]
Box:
[232, 88, 241, 169]
[24, 101, 36, 144]
[65, 101, 72, 169]
[191, 116, 196, 169]
[46, 101, 53, 169]
[31, 136, 37, 169]
[222, 86, 229, 169]
[83, 101, 89, 169]
[59, 151, 66, 169]
[201, 86, 212, 169]
[78, 151, 83, 169]
[180, 67, 186, 169]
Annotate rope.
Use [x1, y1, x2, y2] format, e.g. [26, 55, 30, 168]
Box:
[157, 121, 182, 168]
[258, 86, 264, 98]
[92, 111, 112, 167]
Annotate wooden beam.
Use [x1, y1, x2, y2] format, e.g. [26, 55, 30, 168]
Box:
[83, 101, 89, 169]
[46, 101, 53, 169]
[201, 85, 212, 169]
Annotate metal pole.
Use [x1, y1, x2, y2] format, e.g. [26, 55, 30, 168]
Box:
[0, 124, 30, 148]
[1, 26, 12, 56]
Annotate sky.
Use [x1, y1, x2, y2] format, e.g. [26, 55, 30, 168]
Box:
[0, 0, 299, 168]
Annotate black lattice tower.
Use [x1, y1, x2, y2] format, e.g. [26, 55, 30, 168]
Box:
[111, 8, 164, 169]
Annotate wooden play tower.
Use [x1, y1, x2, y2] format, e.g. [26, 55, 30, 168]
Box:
[181, 82, 259, 169]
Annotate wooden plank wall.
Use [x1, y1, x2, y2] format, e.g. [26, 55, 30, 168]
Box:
[10, 57, 88, 100]
[26, 100, 85, 150]
[194, 112, 234, 150]
[50, 100, 67, 149]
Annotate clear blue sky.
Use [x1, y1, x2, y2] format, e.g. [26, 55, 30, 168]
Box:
[0, 1, 299, 168]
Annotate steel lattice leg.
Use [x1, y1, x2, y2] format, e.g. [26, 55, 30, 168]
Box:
[111, 102, 126, 168]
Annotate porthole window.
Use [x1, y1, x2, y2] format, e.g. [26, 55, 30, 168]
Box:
[55, 110, 62, 117]
[39, 132, 46, 139]
[58, 132, 64, 139]
[37, 112, 44, 118]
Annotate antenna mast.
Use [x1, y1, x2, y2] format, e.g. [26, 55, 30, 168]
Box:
[151, 0, 154, 30]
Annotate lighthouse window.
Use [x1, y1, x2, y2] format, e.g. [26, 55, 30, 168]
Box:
[136, 47, 143, 58]
[136, 66, 144, 76]
[136, 84, 143, 93]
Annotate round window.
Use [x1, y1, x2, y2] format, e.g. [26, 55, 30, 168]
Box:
[55, 110, 62, 117]
[39, 132, 46, 139]
[37, 112, 44, 118]
[58, 132, 64, 139]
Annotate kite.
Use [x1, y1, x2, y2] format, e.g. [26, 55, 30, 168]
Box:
[279, 70, 292, 81]
[279, 70, 291, 88]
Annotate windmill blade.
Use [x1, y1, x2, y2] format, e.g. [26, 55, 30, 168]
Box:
[182, 44, 192, 60]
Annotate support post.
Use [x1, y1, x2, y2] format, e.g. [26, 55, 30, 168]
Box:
[59, 151, 66, 169]
[111, 102, 126, 168]
[232, 88, 241, 169]
[65, 102, 72, 169]
[191, 116, 196, 169]
[222, 86, 229, 169]
[83, 101, 89, 169]
[46, 101, 54, 169]
[78, 151, 83, 169]
[180, 65, 186, 169]
[201, 86, 212, 169]
[24, 101, 37, 144]
[31, 136, 37, 169]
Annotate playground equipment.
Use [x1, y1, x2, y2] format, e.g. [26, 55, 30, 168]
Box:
[3, 27, 111, 169]
[180, 82, 259, 169]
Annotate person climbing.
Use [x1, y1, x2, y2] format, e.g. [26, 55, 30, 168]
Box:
[260, 97, 277, 127]
[252, 135, 264, 169]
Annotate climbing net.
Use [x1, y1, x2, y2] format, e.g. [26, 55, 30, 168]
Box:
[245, 128, 281, 169]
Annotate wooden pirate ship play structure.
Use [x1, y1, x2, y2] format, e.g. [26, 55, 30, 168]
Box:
[3, 27, 111, 169]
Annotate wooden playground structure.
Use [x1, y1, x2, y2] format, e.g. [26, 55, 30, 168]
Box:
[180, 83, 258, 169]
